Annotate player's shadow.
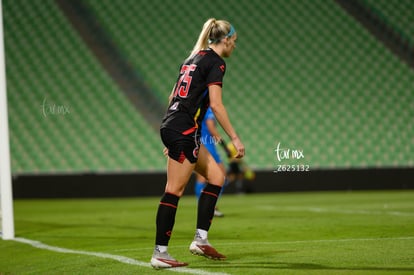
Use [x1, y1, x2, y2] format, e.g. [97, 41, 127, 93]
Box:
[215, 262, 414, 273]
[201, 261, 414, 273]
[198, 250, 414, 273]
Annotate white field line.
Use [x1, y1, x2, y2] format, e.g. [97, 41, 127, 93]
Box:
[306, 207, 414, 217]
[256, 205, 414, 217]
[113, 236, 414, 252]
[12, 237, 230, 275]
[212, 236, 414, 247]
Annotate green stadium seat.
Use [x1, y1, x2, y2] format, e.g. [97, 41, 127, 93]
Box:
[4, 0, 413, 174]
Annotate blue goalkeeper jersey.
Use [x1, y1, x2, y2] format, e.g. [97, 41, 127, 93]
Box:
[201, 107, 215, 143]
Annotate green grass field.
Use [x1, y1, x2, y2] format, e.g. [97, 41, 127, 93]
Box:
[1, 190, 414, 274]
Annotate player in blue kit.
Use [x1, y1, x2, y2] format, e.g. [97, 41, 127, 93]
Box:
[195, 107, 227, 217]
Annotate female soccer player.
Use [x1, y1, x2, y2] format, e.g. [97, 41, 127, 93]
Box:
[151, 18, 245, 268]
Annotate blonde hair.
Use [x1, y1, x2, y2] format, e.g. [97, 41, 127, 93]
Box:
[188, 18, 234, 59]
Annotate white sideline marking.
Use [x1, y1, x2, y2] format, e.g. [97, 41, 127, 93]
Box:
[12, 237, 230, 275]
[306, 207, 414, 217]
[257, 205, 414, 217]
[113, 236, 414, 252]
[213, 236, 414, 247]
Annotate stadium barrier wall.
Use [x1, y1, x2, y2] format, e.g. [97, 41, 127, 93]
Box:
[12, 168, 414, 198]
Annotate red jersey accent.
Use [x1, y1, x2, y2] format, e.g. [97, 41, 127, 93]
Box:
[207, 82, 223, 87]
[182, 127, 197, 135]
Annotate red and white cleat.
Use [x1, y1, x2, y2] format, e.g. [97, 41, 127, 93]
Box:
[150, 251, 188, 269]
[189, 238, 226, 260]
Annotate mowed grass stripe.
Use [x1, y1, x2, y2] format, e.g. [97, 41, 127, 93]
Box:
[1, 190, 413, 274]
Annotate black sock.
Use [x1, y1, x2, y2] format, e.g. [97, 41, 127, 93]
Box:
[155, 193, 180, 246]
[197, 183, 222, 231]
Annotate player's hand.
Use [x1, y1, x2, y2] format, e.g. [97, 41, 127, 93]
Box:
[231, 136, 245, 158]
[218, 139, 232, 158]
[163, 147, 169, 157]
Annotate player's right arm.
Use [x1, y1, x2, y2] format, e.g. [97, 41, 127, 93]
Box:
[168, 84, 176, 104]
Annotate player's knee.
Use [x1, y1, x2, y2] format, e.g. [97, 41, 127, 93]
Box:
[165, 183, 186, 197]
[208, 171, 225, 187]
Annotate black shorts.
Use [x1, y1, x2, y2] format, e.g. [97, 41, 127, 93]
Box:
[160, 128, 200, 164]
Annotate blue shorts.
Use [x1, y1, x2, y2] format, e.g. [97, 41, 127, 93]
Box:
[203, 141, 222, 164]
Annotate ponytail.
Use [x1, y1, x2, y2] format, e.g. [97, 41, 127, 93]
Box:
[187, 18, 234, 60]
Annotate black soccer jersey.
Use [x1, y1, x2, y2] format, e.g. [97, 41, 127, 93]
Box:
[161, 49, 226, 136]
